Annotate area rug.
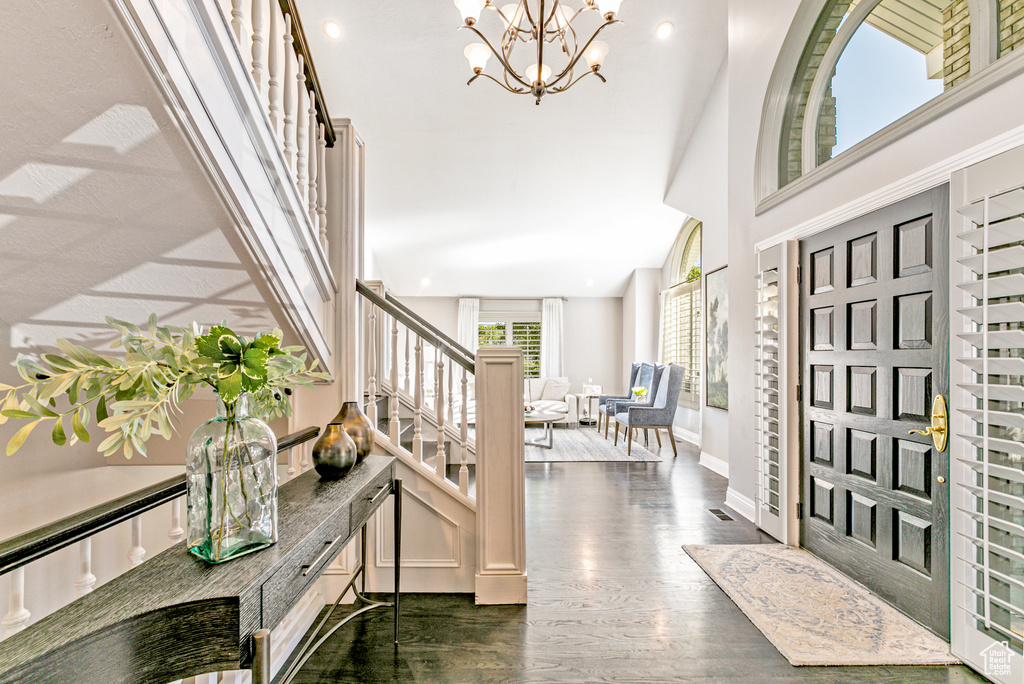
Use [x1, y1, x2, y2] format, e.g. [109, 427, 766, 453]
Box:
[525, 425, 662, 463]
[682, 544, 959, 666]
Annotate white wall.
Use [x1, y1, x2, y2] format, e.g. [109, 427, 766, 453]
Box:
[621, 268, 661, 379]
[720, 0, 1024, 505]
[401, 296, 624, 395]
[663, 60, 730, 463]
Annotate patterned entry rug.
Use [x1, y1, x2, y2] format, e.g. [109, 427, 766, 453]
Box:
[683, 544, 959, 666]
[525, 425, 662, 463]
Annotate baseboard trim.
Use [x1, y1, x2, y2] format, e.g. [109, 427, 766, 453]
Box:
[475, 573, 528, 605]
[699, 451, 729, 478]
[674, 426, 700, 446]
[725, 487, 756, 523]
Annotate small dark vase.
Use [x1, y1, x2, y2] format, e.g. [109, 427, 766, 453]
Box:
[311, 423, 358, 479]
[333, 401, 374, 461]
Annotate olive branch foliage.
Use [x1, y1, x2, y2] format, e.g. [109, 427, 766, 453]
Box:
[1, 315, 328, 458]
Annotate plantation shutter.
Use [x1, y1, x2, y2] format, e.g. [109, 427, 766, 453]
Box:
[512, 321, 542, 378]
[477, 322, 507, 347]
[662, 279, 701, 407]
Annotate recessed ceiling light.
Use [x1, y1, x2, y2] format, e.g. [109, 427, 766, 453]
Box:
[585, 279, 595, 287]
[421, 278, 431, 287]
[324, 21, 342, 40]
[656, 22, 674, 40]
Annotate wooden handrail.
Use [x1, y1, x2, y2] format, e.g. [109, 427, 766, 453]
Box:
[0, 426, 321, 577]
[356, 280, 476, 374]
[279, 0, 335, 147]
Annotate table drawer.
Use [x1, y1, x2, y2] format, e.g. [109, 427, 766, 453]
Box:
[349, 465, 394, 538]
[261, 511, 349, 628]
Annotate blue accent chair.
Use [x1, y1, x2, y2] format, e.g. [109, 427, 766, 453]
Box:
[614, 364, 685, 456]
[602, 363, 658, 439]
[596, 363, 640, 434]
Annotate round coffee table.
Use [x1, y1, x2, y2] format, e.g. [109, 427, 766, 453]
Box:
[524, 411, 563, 450]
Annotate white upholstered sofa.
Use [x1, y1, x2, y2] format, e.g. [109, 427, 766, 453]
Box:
[525, 377, 579, 427]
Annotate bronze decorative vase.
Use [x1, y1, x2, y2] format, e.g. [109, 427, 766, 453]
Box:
[311, 423, 358, 479]
[333, 401, 374, 461]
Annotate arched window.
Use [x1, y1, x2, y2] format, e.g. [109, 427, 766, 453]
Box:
[756, 0, 1014, 204]
[661, 219, 702, 408]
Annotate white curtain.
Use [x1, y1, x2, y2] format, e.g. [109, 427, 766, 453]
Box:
[540, 298, 564, 378]
[457, 298, 479, 352]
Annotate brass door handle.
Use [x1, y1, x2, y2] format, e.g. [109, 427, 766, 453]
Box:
[907, 395, 948, 452]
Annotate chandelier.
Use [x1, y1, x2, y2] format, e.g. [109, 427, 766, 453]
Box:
[454, 0, 623, 104]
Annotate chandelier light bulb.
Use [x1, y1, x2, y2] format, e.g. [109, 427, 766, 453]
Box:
[525, 63, 553, 84]
[454, 0, 486, 26]
[551, 4, 573, 30]
[583, 41, 609, 70]
[323, 21, 341, 40]
[500, 3, 525, 30]
[595, 0, 623, 20]
[464, 43, 491, 73]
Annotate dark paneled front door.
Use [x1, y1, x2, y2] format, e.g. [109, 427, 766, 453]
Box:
[800, 185, 950, 638]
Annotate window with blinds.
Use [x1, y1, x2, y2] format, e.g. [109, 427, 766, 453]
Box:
[662, 280, 701, 408]
[953, 184, 1024, 670]
[478, 317, 541, 378]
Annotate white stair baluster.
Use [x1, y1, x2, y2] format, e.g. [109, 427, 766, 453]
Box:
[307, 89, 318, 227]
[73, 539, 97, 597]
[367, 305, 378, 426]
[390, 317, 400, 444]
[300, 443, 311, 473]
[316, 123, 328, 251]
[460, 368, 470, 495]
[435, 352, 446, 478]
[2, 568, 31, 639]
[286, 446, 296, 479]
[404, 328, 411, 393]
[282, 14, 296, 172]
[250, 0, 264, 91]
[230, 0, 245, 43]
[128, 517, 145, 568]
[267, 2, 280, 133]
[295, 55, 308, 202]
[447, 359, 455, 425]
[169, 497, 184, 543]
[413, 335, 423, 461]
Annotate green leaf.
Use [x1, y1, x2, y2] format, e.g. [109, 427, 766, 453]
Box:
[51, 419, 66, 446]
[22, 395, 58, 418]
[72, 410, 90, 443]
[148, 312, 159, 338]
[96, 395, 109, 423]
[250, 333, 280, 352]
[7, 419, 41, 455]
[217, 371, 243, 404]
[2, 409, 40, 420]
[218, 332, 243, 357]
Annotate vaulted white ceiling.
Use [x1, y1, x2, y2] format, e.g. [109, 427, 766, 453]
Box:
[298, 0, 727, 297]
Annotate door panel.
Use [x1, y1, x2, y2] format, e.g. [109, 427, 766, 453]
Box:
[800, 184, 950, 638]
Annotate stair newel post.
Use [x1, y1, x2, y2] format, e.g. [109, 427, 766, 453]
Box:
[307, 89, 317, 226]
[435, 350, 447, 478]
[168, 498, 184, 543]
[128, 517, 146, 568]
[1, 567, 31, 639]
[460, 367, 470, 495]
[413, 334, 423, 461]
[367, 304, 378, 426]
[390, 318, 401, 444]
[73, 539, 97, 598]
[282, 13, 296, 173]
[230, 0, 245, 43]
[316, 123, 328, 250]
[267, 2, 280, 134]
[250, 0, 264, 90]
[295, 55, 308, 202]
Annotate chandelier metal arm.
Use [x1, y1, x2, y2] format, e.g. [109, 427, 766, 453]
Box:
[549, 67, 605, 93]
[556, 19, 620, 80]
[460, 25, 532, 88]
[468, 71, 527, 94]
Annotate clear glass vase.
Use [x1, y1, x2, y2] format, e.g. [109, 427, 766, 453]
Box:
[186, 393, 278, 563]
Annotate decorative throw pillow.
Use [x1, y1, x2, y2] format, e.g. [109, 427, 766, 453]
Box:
[541, 377, 571, 401]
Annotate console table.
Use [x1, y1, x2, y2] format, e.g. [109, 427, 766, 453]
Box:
[0, 454, 400, 684]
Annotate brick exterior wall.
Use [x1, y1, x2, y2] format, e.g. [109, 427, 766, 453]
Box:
[999, 0, 1024, 55]
[944, 0, 971, 89]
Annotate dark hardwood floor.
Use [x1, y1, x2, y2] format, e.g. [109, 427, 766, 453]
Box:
[286, 437, 988, 683]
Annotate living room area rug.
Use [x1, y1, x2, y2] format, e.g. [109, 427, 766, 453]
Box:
[525, 425, 662, 463]
[682, 544, 959, 666]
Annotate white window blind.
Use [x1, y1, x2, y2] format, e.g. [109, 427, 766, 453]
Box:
[662, 279, 701, 407]
[952, 184, 1024, 678]
[478, 316, 542, 378]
